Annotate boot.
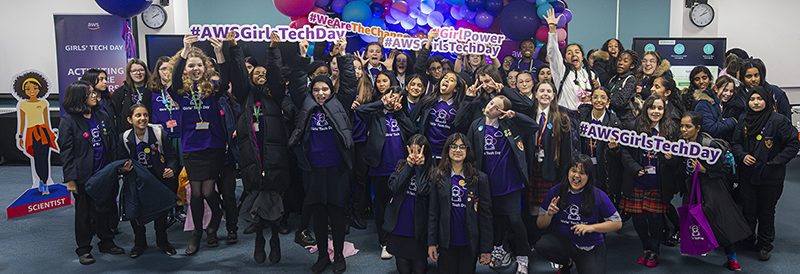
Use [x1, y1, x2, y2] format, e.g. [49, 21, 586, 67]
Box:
[185, 231, 202, 255]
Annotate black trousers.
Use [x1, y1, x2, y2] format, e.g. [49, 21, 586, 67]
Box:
[73, 184, 116, 255]
[30, 132, 51, 183]
[310, 203, 347, 258]
[370, 175, 392, 246]
[535, 232, 607, 274]
[632, 211, 664, 255]
[437, 245, 476, 274]
[739, 178, 784, 252]
[351, 142, 370, 218]
[492, 213, 531, 256]
[131, 211, 170, 248]
[218, 163, 239, 232]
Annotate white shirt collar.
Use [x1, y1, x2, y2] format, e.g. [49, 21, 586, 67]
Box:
[592, 111, 606, 122]
[450, 169, 462, 177]
[568, 188, 585, 194]
[537, 106, 550, 122]
[437, 96, 455, 105]
[134, 128, 149, 144]
[654, 122, 660, 132]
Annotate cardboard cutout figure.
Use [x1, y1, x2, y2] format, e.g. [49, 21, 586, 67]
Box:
[12, 70, 58, 194]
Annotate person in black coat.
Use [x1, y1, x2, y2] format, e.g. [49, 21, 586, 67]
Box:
[737, 58, 792, 120]
[59, 81, 125, 265]
[384, 134, 433, 274]
[731, 86, 800, 261]
[578, 87, 622, 194]
[427, 133, 492, 274]
[412, 30, 443, 95]
[454, 65, 533, 134]
[287, 39, 357, 274]
[112, 59, 153, 134]
[117, 104, 178, 258]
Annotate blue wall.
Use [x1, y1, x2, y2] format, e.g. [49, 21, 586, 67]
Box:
[188, 0, 290, 26]
[618, 0, 671, 50]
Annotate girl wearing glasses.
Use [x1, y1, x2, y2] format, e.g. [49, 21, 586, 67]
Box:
[112, 58, 153, 133]
[578, 87, 622, 194]
[635, 51, 672, 101]
[427, 133, 493, 274]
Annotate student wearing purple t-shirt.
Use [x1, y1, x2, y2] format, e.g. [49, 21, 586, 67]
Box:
[59, 81, 124, 265]
[410, 72, 466, 158]
[619, 95, 680, 268]
[384, 135, 433, 274]
[536, 154, 622, 274]
[466, 95, 538, 273]
[356, 87, 417, 258]
[427, 133, 492, 274]
[454, 65, 533, 135]
[169, 34, 229, 256]
[287, 40, 358, 274]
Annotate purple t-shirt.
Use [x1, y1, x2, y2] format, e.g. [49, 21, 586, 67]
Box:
[151, 88, 181, 138]
[407, 102, 416, 115]
[634, 150, 659, 189]
[483, 125, 525, 196]
[177, 88, 226, 152]
[426, 99, 456, 157]
[541, 186, 618, 247]
[368, 113, 405, 177]
[135, 141, 154, 169]
[308, 109, 342, 168]
[449, 174, 469, 246]
[352, 111, 367, 143]
[85, 115, 105, 174]
[392, 174, 418, 237]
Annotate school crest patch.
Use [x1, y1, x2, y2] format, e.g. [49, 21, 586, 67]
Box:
[516, 140, 524, 151]
[765, 138, 773, 149]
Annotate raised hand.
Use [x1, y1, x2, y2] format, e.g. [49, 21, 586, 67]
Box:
[269, 32, 280, 48]
[406, 145, 416, 167]
[544, 8, 562, 27]
[426, 29, 439, 48]
[336, 36, 348, 55]
[499, 109, 516, 119]
[466, 80, 481, 97]
[210, 37, 223, 51]
[608, 137, 618, 149]
[299, 40, 310, 57]
[183, 34, 198, 49]
[355, 50, 367, 64]
[225, 31, 237, 46]
[485, 79, 503, 93]
[546, 196, 560, 216]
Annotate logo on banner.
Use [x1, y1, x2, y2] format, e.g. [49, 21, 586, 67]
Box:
[87, 22, 100, 30]
[674, 44, 685, 54]
[644, 43, 656, 52]
[703, 44, 714, 55]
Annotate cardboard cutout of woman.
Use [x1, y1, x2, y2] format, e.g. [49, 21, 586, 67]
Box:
[13, 70, 58, 194]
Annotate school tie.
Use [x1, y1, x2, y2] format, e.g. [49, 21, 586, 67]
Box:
[538, 112, 546, 135]
[592, 119, 602, 125]
[652, 128, 659, 137]
[370, 68, 380, 79]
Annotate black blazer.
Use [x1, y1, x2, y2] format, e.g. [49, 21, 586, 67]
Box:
[355, 100, 417, 168]
[453, 87, 534, 133]
[383, 164, 431, 242]
[118, 126, 178, 182]
[731, 112, 800, 185]
[578, 104, 623, 192]
[58, 111, 117, 185]
[620, 141, 680, 202]
[467, 113, 538, 183]
[428, 171, 492, 257]
[111, 84, 152, 134]
[533, 108, 573, 183]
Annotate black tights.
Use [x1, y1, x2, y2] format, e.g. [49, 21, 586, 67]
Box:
[255, 220, 281, 250]
[493, 213, 530, 256]
[632, 210, 664, 255]
[190, 179, 222, 233]
[396, 256, 427, 274]
[311, 203, 347, 259]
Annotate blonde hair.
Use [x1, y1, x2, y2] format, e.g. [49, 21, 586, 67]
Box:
[170, 47, 216, 97]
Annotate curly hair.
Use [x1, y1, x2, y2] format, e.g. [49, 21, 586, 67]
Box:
[13, 71, 49, 100]
[171, 47, 216, 97]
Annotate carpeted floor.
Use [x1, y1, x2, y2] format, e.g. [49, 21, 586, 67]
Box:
[2, 159, 799, 274]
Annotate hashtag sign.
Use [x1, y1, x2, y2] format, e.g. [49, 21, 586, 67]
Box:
[191, 26, 200, 36]
[580, 122, 588, 136]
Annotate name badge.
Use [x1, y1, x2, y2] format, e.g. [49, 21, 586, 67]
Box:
[196, 122, 210, 130]
[644, 166, 656, 175]
[166, 120, 177, 129]
[253, 122, 260, 132]
[536, 149, 545, 162]
[591, 157, 597, 165]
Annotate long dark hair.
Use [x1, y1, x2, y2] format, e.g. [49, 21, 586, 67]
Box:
[474, 65, 503, 100]
[635, 95, 679, 141]
[396, 134, 434, 174]
[372, 70, 400, 102]
[654, 75, 685, 113]
[80, 68, 112, 101]
[391, 51, 413, 77]
[531, 81, 570, 165]
[689, 65, 713, 91]
[149, 56, 172, 92]
[738, 58, 767, 88]
[417, 72, 465, 110]
[557, 154, 596, 217]
[62, 81, 98, 115]
[429, 133, 480, 186]
[682, 111, 703, 134]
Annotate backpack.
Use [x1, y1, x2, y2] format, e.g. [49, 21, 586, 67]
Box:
[698, 132, 736, 175]
[612, 74, 643, 117]
[123, 124, 164, 155]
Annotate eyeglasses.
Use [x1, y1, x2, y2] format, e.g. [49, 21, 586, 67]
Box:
[89, 91, 98, 97]
[131, 69, 146, 74]
[449, 144, 467, 151]
[428, 66, 443, 72]
[503, 60, 514, 64]
[591, 95, 608, 100]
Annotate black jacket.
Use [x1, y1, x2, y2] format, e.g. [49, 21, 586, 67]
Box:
[620, 138, 680, 202]
[428, 172, 493, 257]
[355, 100, 417, 168]
[58, 111, 117, 186]
[534, 108, 573, 183]
[454, 87, 534, 134]
[605, 71, 637, 128]
[731, 112, 800, 185]
[578, 104, 623, 192]
[111, 84, 152, 134]
[288, 54, 357, 171]
[383, 164, 431, 242]
[118, 125, 178, 181]
[467, 114, 538, 183]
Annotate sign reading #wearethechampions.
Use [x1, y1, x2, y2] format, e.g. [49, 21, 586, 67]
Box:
[54, 15, 128, 117]
[580, 122, 722, 164]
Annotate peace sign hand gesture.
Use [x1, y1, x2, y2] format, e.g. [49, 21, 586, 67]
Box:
[466, 80, 481, 97]
[547, 196, 560, 216]
[499, 109, 516, 119]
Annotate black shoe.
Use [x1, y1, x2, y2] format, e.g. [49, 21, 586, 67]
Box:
[312, 255, 332, 274]
[758, 249, 771, 261]
[99, 245, 125, 255]
[159, 245, 177, 256]
[295, 229, 316, 247]
[279, 219, 291, 235]
[364, 206, 374, 219]
[206, 229, 219, 247]
[185, 232, 202, 255]
[333, 253, 346, 274]
[244, 222, 260, 234]
[78, 253, 96, 265]
[663, 232, 680, 247]
[350, 216, 367, 230]
[227, 230, 238, 244]
[254, 233, 266, 264]
[269, 236, 281, 264]
[130, 246, 145, 258]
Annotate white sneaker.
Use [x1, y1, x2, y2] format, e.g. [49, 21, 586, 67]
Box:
[381, 245, 393, 259]
[490, 245, 512, 268]
[516, 256, 529, 274]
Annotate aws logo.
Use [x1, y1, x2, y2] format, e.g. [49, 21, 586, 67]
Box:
[87, 22, 100, 30]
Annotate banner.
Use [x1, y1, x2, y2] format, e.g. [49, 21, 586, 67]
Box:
[54, 15, 128, 117]
[190, 23, 348, 43]
[579, 122, 722, 164]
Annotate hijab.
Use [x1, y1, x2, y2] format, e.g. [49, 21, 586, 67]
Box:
[744, 86, 773, 151]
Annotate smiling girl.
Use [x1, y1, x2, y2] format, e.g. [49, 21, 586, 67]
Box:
[544, 9, 598, 110]
[606, 50, 639, 129]
[411, 72, 465, 158]
[112, 59, 152, 134]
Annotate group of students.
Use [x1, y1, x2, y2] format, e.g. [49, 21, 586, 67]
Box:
[57, 8, 797, 274]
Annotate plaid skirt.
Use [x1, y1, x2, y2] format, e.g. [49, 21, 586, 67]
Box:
[525, 161, 558, 207]
[621, 187, 667, 214]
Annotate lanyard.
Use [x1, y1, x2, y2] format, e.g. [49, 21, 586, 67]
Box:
[576, 70, 590, 91]
[134, 86, 143, 103]
[590, 139, 597, 156]
[646, 130, 659, 163]
[253, 103, 261, 122]
[191, 88, 204, 122]
[160, 89, 174, 116]
[537, 113, 548, 146]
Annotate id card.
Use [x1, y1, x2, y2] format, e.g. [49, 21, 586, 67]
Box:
[591, 157, 597, 165]
[196, 122, 210, 130]
[536, 149, 545, 162]
[253, 122, 260, 132]
[166, 120, 177, 129]
[644, 166, 656, 175]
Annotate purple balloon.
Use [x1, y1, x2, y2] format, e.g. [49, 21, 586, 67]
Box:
[407, 0, 421, 9]
[500, 1, 541, 41]
[95, 0, 150, 18]
[484, 0, 503, 14]
[450, 6, 463, 20]
[474, 10, 494, 29]
[465, 0, 483, 12]
[385, 11, 399, 24]
[370, 3, 384, 17]
[444, 18, 456, 27]
[332, 0, 348, 13]
[551, 0, 565, 13]
[561, 8, 573, 23]
[435, 0, 451, 14]
[461, 8, 477, 21]
[555, 12, 567, 28]
[316, 0, 331, 7]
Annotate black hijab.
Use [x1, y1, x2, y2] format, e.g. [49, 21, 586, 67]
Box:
[744, 86, 773, 149]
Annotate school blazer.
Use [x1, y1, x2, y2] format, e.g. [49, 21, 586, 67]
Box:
[578, 104, 623, 191]
[620, 139, 680, 202]
[534, 110, 572, 183]
[428, 172, 493, 257]
[383, 164, 431, 242]
[58, 111, 117, 186]
[731, 112, 800, 185]
[355, 100, 418, 168]
[118, 126, 178, 181]
[467, 113, 539, 182]
[453, 87, 534, 133]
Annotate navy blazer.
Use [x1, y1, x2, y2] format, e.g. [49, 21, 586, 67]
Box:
[118, 125, 178, 182]
[731, 112, 800, 185]
[383, 164, 431, 242]
[578, 104, 623, 192]
[467, 113, 539, 183]
[453, 87, 534, 133]
[428, 171, 493, 257]
[355, 100, 417, 168]
[58, 111, 117, 186]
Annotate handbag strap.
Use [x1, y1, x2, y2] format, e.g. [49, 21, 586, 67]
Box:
[690, 163, 701, 205]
